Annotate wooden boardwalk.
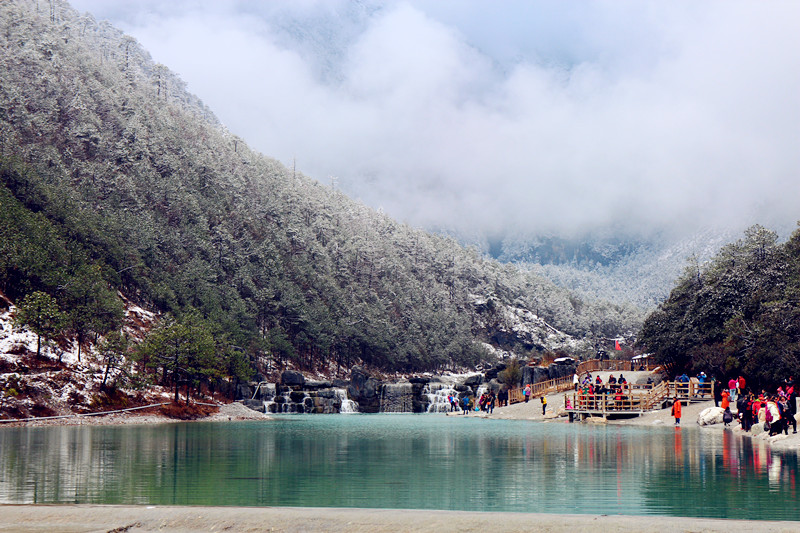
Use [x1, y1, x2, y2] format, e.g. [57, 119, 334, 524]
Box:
[566, 380, 714, 419]
[506, 358, 714, 420]
[507, 358, 660, 405]
[508, 374, 573, 404]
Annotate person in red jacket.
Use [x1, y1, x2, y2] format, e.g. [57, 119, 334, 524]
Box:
[672, 398, 682, 426]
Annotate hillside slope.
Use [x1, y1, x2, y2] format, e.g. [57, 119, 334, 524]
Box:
[0, 0, 643, 377]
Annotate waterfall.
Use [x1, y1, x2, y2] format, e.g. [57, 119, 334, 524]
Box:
[266, 390, 302, 413]
[473, 384, 489, 412]
[423, 382, 458, 413]
[261, 385, 308, 414]
[260, 385, 358, 414]
[475, 384, 488, 398]
[334, 388, 359, 413]
[257, 383, 279, 413]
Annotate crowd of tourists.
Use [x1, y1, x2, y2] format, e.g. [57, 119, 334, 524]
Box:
[666, 372, 800, 434]
[448, 390, 499, 415]
[441, 367, 798, 435]
[712, 375, 798, 436]
[569, 373, 633, 409]
[445, 386, 549, 416]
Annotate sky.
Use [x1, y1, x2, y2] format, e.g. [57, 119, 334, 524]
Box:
[70, 0, 800, 242]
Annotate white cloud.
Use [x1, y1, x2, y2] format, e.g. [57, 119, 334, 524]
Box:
[70, 0, 800, 239]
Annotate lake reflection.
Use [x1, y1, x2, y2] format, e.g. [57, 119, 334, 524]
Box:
[0, 415, 798, 519]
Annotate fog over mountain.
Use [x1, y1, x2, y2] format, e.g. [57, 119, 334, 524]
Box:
[68, 0, 800, 305]
[68, 1, 800, 238]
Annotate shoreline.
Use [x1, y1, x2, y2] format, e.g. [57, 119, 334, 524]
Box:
[0, 401, 272, 428]
[0, 505, 799, 532]
[479, 370, 800, 453]
[4, 372, 798, 453]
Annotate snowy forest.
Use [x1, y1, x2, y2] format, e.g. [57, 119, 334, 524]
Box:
[0, 0, 643, 387]
[638, 225, 800, 389]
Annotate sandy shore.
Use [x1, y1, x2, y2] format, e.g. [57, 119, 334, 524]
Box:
[1, 504, 799, 533]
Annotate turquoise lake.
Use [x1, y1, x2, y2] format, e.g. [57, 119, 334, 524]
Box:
[0, 415, 798, 520]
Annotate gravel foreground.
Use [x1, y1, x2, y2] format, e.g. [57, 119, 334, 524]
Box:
[1, 505, 799, 533]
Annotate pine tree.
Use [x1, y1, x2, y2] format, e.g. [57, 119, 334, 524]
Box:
[13, 290, 65, 358]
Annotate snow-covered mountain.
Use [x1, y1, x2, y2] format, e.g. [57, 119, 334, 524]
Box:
[463, 223, 797, 310]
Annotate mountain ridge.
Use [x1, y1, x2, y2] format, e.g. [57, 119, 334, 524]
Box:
[0, 0, 642, 383]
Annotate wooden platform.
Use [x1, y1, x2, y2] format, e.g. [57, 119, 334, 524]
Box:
[565, 380, 714, 420]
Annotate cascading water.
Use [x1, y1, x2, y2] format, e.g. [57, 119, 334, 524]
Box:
[423, 382, 458, 413]
[246, 373, 486, 415]
[474, 384, 488, 399]
[472, 384, 489, 411]
[334, 388, 359, 413]
[256, 383, 278, 413]
[260, 385, 308, 414]
[269, 391, 304, 413]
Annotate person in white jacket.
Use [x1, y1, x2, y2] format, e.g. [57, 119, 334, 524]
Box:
[766, 399, 782, 435]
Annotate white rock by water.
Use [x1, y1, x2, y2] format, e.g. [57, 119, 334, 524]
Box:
[697, 406, 724, 426]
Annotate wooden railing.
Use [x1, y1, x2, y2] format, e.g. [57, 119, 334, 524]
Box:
[504, 358, 669, 408]
[565, 380, 715, 414]
[664, 380, 714, 400]
[565, 392, 645, 412]
[508, 374, 573, 404]
[641, 381, 669, 411]
[576, 358, 656, 375]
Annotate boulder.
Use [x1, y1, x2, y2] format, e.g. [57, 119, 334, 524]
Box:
[289, 390, 307, 403]
[533, 366, 549, 383]
[252, 382, 276, 402]
[348, 366, 382, 413]
[305, 379, 332, 389]
[281, 370, 305, 387]
[522, 366, 535, 385]
[548, 363, 577, 380]
[698, 406, 725, 426]
[523, 365, 562, 385]
[237, 383, 254, 400]
[463, 374, 483, 388]
[486, 379, 501, 393]
[484, 364, 506, 380]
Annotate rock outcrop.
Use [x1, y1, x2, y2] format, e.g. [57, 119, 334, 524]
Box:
[698, 406, 725, 426]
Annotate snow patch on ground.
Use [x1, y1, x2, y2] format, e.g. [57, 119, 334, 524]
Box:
[470, 294, 588, 354]
[0, 306, 42, 360]
[0, 297, 199, 421]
